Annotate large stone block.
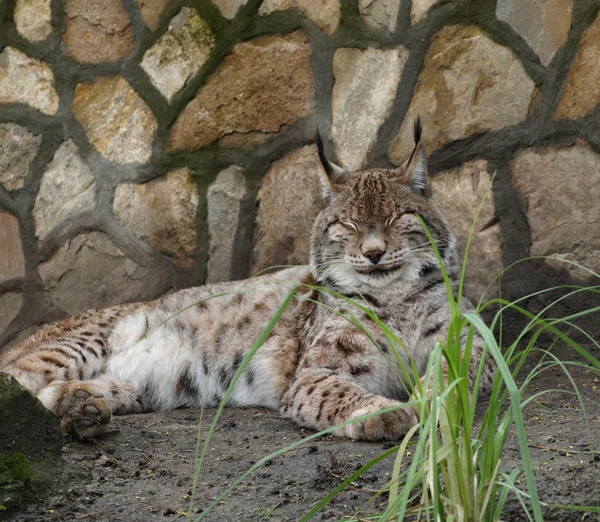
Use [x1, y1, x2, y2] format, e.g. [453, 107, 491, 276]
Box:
[389, 26, 535, 163]
[207, 166, 246, 283]
[511, 143, 600, 280]
[63, 0, 134, 64]
[259, 0, 340, 34]
[141, 8, 215, 102]
[431, 160, 502, 302]
[137, 0, 171, 30]
[359, 0, 401, 32]
[73, 76, 157, 164]
[113, 169, 199, 268]
[167, 31, 314, 152]
[0, 47, 59, 116]
[496, 0, 572, 67]
[0, 213, 25, 283]
[332, 47, 408, 171]
[212, 0, 248, 19]
[555, 13, 600, 120]
[33, 140, 96, 240]
[37, 232, 150, 315]
[0, 293, 22, 336]
[252, 145, 324, 272]
[411, 0, 442, 24]
[0, 123, 41, 191]
[14, 0, 52, 42]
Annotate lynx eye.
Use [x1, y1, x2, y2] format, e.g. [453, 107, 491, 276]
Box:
[342, 221, 359, 232]
[385, 216, 397, 227]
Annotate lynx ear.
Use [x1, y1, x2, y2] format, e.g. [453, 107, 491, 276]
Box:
[404, 118, 430, 197]
[315, 130, 344, 199]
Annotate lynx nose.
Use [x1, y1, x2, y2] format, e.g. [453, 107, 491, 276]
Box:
[364, 249, 384, 265]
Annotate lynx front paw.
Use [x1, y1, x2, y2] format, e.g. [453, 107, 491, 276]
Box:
[344, 402, 418, 441]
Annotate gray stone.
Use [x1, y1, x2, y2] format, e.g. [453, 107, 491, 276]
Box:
[496, 0, 572, 67]
[141, 8, 215, 103]
[332, 46, 408, 171]
[389, 25, 535, 164]
[0, 293, 22, 336]
[206, 166, 246, 283]
[359, 0, 401, 32]
[212, 0, 247, 19]
[0, 47, 59, 116]
[411, 0, 442, 24]
[511, 143, 600, 280]
[252, 145, 324, 273]
[37, 232, 150, 315]
[431, 160, 502, 302]
[0, 123, 41, 191]
[0, 213, 25, 282]
[113, 168, 198, 268]
[259, 0, 340, 34]
[33, 140, 96, 240]
[73, 76, 158, 164]
[14, 0, 52, 41]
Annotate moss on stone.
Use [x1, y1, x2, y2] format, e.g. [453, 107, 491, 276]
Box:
[0, 453, 33, 486]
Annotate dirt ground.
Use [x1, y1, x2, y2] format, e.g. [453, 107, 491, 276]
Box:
[10, 351, 600, 522]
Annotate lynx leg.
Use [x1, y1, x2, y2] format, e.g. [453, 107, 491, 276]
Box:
[37, 377, 144, 440]
[281, 369, 417, 441]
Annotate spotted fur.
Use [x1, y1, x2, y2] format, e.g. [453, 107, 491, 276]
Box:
[0, 124, 495, 441]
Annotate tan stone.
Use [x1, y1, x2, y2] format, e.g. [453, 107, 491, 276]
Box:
[167, 31, 314, 152]
[137, 0, 171, 30]
[0, 213, 25, 282]
[0, 293, 22, 336]
[0, 123, 41, 191]
[113, 168, 198, 268]
[141, 8, 215, 102]
[252, 145, 324, 272]
[63, 0, 134, 64]
[389, 26, 535, 163]
[37, 232, 150, 315]
[33, 140, 96, 240]
[555, 14, 600, 120]
[212, 0, 247, 19]
[359, 0, 401, 32]
[332, 47, 408, 171]
[0, 47, 59, 116]
[73, 76, 157, 164]
[511, 143, 600, 280]
[14, 0, 52, 41]
[207, 166, 246, 283]
[432, 161, 502, 301]
[496, 0, 572, 67]
[259, 0, 340, 34]
[411, 0, 442, 24]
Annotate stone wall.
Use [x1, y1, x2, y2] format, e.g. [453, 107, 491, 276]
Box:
[1, 0, 600, 348]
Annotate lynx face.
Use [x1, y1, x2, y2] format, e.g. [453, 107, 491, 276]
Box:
[310, 129, 453, 290]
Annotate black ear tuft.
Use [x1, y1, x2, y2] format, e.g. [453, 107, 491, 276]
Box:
[316, 129, 333, 176]
[413, 117, 422, 145]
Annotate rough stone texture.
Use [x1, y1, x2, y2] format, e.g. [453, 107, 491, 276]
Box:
[141, 8, 215, 103]
[0, 213, 26, 283]
[359, 0, 401, 32]
[0, 47, 59, 116]
[137, 0, 171, 30]
[62, 0, 134, 64]
[0, 293, 22, 336]
[212, 0, 248, 19]
[259, 0, 340, 35]
[389, 26, 535, 163]
[0, 123, 41, 191]
[73, 76, 158, 164]
[411, 0, 442, 24]
[14, 0, 52, 41]
[431, 160, 502, 301]
[33, 140, 96, 240]
[511, 143, 600, 280]
[332, 47, 408, 171]
[496, 0, 572, 67]
[113, 169, 198, 268]
[206, 166, 246, 283]
[37, 232, 150, 315]
[252, 145, 324, 272]
[167, 31, 314, 152]
[555, 13, 600, 120]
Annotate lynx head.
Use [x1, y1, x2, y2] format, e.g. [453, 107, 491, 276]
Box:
[310, 120, 458, 291]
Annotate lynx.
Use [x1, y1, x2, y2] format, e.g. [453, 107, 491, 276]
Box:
[0, 122, 495, 441]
